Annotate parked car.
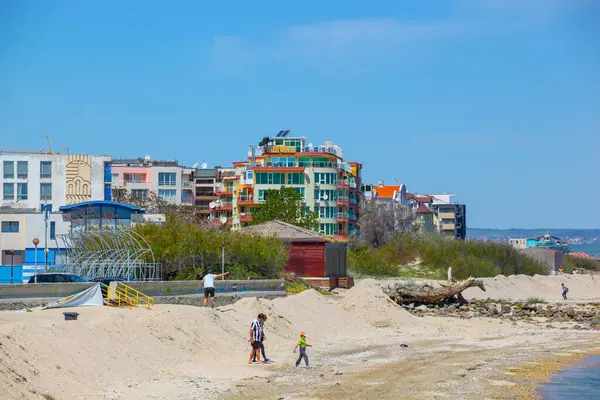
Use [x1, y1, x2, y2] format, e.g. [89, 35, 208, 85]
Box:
[28, 273, 89, 284]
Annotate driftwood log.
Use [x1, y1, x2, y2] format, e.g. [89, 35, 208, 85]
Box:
[383, 277, 486, 304]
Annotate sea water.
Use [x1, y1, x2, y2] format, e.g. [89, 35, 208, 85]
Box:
[538, 355, 600, 399]
[570, 243, 600, 257]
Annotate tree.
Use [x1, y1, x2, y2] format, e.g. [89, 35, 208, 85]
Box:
[112, 188, 200, 224]
[358, 199, 415, 247]
[251, 187, 319, 231]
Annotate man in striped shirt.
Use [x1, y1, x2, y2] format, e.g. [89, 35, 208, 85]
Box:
[248, 313, 266, 364]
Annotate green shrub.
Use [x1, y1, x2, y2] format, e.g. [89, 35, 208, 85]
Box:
[135, 215, 287, 280]
[563, 255, 600, 272]
[348, 233, 547, 278]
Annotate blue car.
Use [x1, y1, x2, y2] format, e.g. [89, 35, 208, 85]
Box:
[28, 273, 89, 283]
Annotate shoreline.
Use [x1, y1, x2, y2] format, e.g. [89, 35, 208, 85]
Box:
[219, 322, 600, 400]
[493, 348, 600, 400]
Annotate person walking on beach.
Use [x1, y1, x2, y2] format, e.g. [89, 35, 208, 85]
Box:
[248, 313, 266, 364]
[200, 268, 229, 308]
[252, 314, 270, 363]
[561, 283, 569, 300]
[293, 331, 312, 368]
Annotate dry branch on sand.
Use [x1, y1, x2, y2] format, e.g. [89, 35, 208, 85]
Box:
[383, 277, 486, 304]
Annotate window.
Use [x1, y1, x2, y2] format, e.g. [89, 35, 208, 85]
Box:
[39, 161, 52, 179]
[318, 223, 337, 235]
[294, 187, 305, 199]
[125, 173, 144, 183]
[1, 221, 19, 232]
[158, 189, 176, 203]
[50, 221, 56, 240]
[40, 183, 52, 200]
[111, 173, 119, 185]
[16, 161, 28, 179]
[17, 183, 27, 200]
[131, 189, 148, 200]
[256, 172, 285, 185]
[3, 183, 14, 200]
[258, 190, 266, 201]
[314, 172, 336, 185]
[158, 172, 177, 186]
[3, 161, 14, 179]
[246, 171, 254, 180]
[287, 173, 305, 185]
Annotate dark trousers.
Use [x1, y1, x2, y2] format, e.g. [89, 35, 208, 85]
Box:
[252, 341, 267, 361]
[296, 349, 309, 367]
[562, 291, 568, 300]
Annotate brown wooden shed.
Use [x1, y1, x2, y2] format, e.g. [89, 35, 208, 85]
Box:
[243, 220, 335, 277]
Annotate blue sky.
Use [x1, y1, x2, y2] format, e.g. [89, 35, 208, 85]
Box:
[1, 0, 599, 229]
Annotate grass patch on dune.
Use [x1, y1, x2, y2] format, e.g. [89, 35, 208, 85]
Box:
[524, 297, 546, 306]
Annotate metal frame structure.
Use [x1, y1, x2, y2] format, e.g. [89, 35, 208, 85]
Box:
[55, 227, 161, 280]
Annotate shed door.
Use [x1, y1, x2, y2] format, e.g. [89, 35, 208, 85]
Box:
[286, 243, 325, 277]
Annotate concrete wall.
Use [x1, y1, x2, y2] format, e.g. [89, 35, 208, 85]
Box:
[0, 282, 95, 299]
[520, 248, 563, 273]
[126, 279, 284, 297]
[0, 279, 284, 300]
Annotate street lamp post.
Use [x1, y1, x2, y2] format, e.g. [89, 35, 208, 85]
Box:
[44, 204, 49, 269]
[32, 238, 40, 283]
[9, 249, 14, 284]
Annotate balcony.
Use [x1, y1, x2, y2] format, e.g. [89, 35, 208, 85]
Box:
[239, 215, 253, 222]
[252, 166, 305, 172]
[337, 197, 349, 205]
[441, 223, 456, 230]
[216, 189, 234, 196]
[337, 213, 357, 222]
[238, 195, 255, 205]
[215, 201, 233, 211]
[438, 212, 455, 219]
[121, 181, 151, 190]
[196, 193, 217, 200]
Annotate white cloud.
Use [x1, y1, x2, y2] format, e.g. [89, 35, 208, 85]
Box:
[211, 0, 596, 70]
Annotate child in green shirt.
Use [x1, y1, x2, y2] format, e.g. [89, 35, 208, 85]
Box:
[293, 331, 312, 368]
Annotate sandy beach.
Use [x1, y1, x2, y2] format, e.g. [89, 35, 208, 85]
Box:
[1, 276, 599, 400]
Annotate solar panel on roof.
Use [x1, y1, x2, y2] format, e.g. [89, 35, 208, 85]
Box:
[281, 130, 290, 137]
[276, 130, 285, 137]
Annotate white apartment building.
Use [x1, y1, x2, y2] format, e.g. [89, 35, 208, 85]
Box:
[0, 151, 112, 211]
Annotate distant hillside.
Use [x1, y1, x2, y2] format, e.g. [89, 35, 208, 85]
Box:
[468, 228, 600, 240]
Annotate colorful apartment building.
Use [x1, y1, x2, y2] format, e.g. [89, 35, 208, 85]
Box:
[361, 182, 467, 239]
[110, 157, 195, 206]
[212, 131, 362, 237]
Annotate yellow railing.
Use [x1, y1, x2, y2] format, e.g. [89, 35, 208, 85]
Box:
[99, 282, 155, 310]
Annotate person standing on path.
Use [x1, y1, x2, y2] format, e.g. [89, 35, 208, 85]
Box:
[248, 313, 266, 364]
[562, 283, 569, 300]
[200, 268, 229, 307]
[252, 314, 270, 363]
[293, 331, 312, 368]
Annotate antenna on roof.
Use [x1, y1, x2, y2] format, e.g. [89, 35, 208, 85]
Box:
[192, 162, 199, 169]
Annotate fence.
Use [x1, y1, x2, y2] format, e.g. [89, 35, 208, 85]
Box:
[0, 266, 23, 284]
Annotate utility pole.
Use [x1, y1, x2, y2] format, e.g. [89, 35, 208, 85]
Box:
[43, 202, 49, 270]
[221, 238, 225, 280]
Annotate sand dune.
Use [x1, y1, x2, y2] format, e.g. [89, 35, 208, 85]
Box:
[1, 275, 599, 399]
[462, 274, 600, 301]
[0, 283, 430, 400]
